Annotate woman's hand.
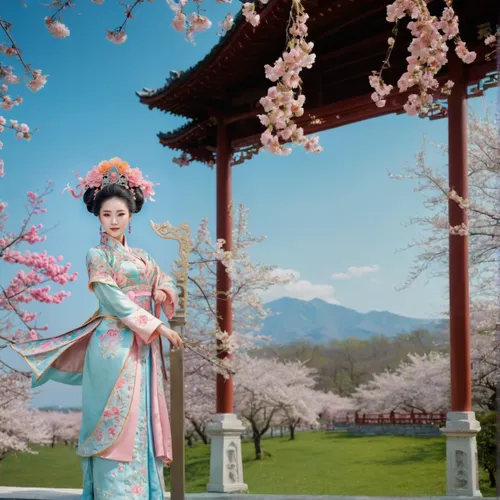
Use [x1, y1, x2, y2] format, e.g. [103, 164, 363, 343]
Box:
[153, 290, 168, 304]
[156, 324, 183, 349]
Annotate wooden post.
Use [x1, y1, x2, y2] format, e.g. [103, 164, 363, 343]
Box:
[169, 315, 185, 500]
[216, 117, 234, 414]
[441, 52, 481, 497]
[447, 51, 472, 412]
[206, 119, 247, 493]
[150, 220, 192, 500]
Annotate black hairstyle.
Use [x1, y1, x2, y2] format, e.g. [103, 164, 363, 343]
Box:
[83, 183, 144, 216]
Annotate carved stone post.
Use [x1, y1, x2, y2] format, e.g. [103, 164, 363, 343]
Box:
[150, 220, 191, 500]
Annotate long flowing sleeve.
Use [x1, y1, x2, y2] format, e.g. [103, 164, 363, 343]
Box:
[93, 283, 162, 344]
[86, 248, 162, 344]
[155, 267, 178, 320]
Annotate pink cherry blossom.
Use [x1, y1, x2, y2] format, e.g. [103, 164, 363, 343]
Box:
[44, 18, 70, 39]
[188, 13, 212, 33]
[27, 71, 48, 92]
[372, 1, 477, 117]
[484, 34, 496, 46]
[257, 2, 320, 155]
[242, 3, 260, 27]
[218, 13, 234, 36]
[131, 485, 144, 496]
[106, 30, 127, 45]
[172, 12, 186, 32]
[2, 184, 77, 350]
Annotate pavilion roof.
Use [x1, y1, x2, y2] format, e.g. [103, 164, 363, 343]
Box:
[137, 0, 498, 165]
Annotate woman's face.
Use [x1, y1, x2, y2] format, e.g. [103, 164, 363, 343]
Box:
[98, 197, 131, 242]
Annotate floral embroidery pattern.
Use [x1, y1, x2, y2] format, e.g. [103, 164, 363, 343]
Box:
[137, 315, 149, 327]
[83, 347, 164, 499]
[98, 328, 124, 360]
[78, 351, 137, 457]
[13, 319, 100, 356]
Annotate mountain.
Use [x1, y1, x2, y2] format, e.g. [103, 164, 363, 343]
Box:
[260, 297, 448, 344]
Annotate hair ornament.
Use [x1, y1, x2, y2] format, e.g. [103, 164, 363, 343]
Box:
[62, 157, 157, 202]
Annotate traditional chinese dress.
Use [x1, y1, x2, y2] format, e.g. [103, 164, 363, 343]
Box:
[12, 233, 178, 499]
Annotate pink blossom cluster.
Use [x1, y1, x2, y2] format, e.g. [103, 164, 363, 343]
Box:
[449, 222, 468, 236]
[218, 13, 234, 37]
[172, 152, 192, 167]
[257, 5, 322, 155]
[44, 17, 70, 39]
[1, 186, 77, 345]
[0, 25, 46, 174]
[166, 0, 212, 44]
[0, 117, 31, 144]
[371, 1, 477, 117]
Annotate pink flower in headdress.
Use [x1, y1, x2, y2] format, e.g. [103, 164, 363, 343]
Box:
[63, 157, 157, 202]
[142, 180, 156, 200]
[127, 168, 143, 187]
[85, 168, 103, 188]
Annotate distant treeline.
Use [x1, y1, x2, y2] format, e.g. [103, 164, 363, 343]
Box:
[254, 329, 449, 396]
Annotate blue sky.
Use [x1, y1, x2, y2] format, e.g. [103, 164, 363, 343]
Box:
[1, 2, 496, 406]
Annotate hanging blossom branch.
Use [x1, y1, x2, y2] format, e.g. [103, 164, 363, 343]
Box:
[0, 19, 46, 176]
[0, 182, 78, 347]
[369, 0, 495, 117]
[256, 0, 321, 155]
[39, 0, 320, 157]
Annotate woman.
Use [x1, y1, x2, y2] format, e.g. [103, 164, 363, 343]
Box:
[12, 157, 183, 499]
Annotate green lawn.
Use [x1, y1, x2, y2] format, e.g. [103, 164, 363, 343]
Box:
[0, 431, 495, 497]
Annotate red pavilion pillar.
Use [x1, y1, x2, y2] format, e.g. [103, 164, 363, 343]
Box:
[215, 116, 234, 414]
[441, 51, 481, 497]
[206, 117, 247, 493]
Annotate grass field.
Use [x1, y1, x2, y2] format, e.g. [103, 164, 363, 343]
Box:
[0, 431, 495, 496]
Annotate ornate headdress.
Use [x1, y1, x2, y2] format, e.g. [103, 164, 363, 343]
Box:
[62, 157, 156, 201]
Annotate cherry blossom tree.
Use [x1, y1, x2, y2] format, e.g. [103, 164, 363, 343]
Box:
[352, 311, 500, 413]
[183, 362, 215, 444]
[42, 410, 82, 447]
[0, 182, 78, 352]
[0, 373, 51, 460]
[0, 181, 77, 455]
[183, 203, 292, 377]
[390, 110, 499, 292]
[234, 354, 339, 457]
[352, 352, 450, 413]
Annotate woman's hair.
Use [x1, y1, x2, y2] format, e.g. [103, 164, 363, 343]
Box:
[83, 184, 144, 215]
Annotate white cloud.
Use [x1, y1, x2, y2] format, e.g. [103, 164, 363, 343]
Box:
[331, 265, 380, 280]
[259, 268, 340, 304]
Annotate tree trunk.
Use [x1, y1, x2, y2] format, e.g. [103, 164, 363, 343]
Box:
[195, 429, 208, 445]
[253, 433, 264, 460]
[488, 468, 496, 488]
[191, 420, 209, 445]
[289, 425, 295, 440]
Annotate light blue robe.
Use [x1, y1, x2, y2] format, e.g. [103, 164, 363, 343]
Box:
[12, 234, 177, 499]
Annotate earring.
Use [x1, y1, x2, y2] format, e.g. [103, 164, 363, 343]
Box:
[98, 224, 102, 235]
[128, 223, 131, 234]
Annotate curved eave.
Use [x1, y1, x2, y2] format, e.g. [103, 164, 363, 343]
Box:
[160, 59, 498, 165]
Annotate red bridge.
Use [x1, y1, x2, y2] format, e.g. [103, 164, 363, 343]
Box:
[334, 411, 447, 425]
